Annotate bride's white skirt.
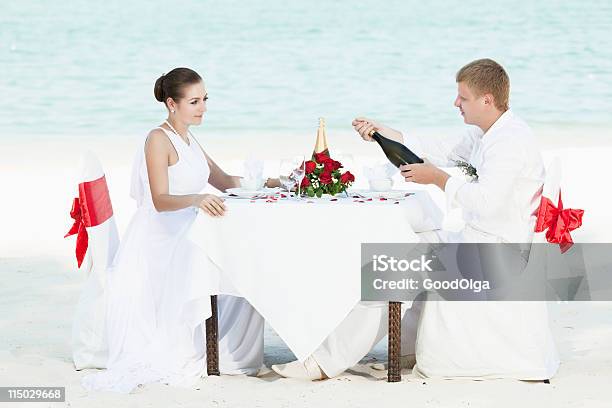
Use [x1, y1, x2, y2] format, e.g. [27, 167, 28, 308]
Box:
[82, 207, 263, 393]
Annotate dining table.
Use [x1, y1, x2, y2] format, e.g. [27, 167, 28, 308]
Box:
[189, 188, 444, 382]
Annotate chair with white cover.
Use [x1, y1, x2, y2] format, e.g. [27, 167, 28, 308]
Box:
[67, 151, 119, 370]
[529, 157, 588, 301]
[525, 157, 562, 287]
[533, 157, 561, 244]
[67, 152, 223, 375]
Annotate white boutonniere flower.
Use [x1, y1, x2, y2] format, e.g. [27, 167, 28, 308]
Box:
[453, 160, 478, 181]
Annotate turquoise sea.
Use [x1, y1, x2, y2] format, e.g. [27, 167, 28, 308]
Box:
[1, 0, 612, 141]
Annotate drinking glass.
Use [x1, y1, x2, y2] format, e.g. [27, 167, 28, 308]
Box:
[291, 155, 306, 199]
[279, 159, 297, 195]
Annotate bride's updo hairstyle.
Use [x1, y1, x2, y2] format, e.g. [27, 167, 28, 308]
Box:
[154, 68, 203, 107]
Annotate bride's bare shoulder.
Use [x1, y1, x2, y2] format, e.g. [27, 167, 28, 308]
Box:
[145, 127, 171, 152]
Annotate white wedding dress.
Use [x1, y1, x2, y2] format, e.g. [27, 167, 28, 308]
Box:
[81, 127, 264, 393]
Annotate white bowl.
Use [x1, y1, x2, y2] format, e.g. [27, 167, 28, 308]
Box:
[240, 178, 263, 190]
[369, 178, 393, 192]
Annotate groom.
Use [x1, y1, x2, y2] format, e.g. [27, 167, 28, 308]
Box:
[271, 58, 559, 380]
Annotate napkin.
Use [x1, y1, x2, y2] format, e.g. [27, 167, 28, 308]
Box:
[241, 156, 264, 189]
[363, 162, 396, 181]
[243, 156, 264, 180]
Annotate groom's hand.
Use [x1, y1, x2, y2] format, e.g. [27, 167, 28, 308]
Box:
[352, 117, 379, 142]
[400, 160, 450, 190]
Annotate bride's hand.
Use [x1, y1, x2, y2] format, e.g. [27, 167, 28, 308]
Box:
[195, 194, 226, 217]
[352, 117, 379, 142]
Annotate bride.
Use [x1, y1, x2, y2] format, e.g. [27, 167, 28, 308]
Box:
[82, 67, 272, 393]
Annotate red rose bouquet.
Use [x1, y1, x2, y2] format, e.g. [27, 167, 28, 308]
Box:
[301, 152, 355, 197]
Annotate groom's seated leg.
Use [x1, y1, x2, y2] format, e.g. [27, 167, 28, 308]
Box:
[272, 302, 388, 379]
[313, 301, 388, 378]
[271, 231, 441, 381]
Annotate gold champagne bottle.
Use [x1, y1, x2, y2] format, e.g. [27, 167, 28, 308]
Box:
[313, 117, 330, 156]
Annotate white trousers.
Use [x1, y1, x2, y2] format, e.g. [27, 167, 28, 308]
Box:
[311, 231, 437, 378]
[313, 301, 423, 378]
[298, 233, 465, 377]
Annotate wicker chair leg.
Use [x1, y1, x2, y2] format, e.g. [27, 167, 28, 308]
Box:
[388, 301, 402, 382]
[205, 295, 220, 376]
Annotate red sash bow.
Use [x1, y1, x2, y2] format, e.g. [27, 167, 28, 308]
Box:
[535, 192, 583, 253]
[64, 175, 114, 267]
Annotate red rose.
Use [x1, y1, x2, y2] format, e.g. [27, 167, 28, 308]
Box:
[324, 160, 342, 172]
[319, 171, 333, 184]
[314, 152, 331, 164]
[340, 171, 355, 184]
[301, 177, 310, 188]
[305, 160, 316, 174]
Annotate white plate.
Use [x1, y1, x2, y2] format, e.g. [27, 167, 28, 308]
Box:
[225, 188, 266, 198]
[348, 189, 414, 200]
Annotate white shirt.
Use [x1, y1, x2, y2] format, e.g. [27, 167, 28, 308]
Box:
[405, 110, 545, 242]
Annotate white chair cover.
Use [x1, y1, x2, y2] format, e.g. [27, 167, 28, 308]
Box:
[71, 151, 120, 370]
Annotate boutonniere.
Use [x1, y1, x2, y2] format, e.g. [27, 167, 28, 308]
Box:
[453, 160, 478, 181]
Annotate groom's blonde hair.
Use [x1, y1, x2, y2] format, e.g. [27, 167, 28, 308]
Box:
[456, 58, 510, 111]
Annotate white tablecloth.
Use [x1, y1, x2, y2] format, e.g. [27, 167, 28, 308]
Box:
[189, 191, 443, 361]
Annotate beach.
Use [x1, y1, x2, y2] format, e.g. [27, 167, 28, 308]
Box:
[1, 128, 611, 407]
